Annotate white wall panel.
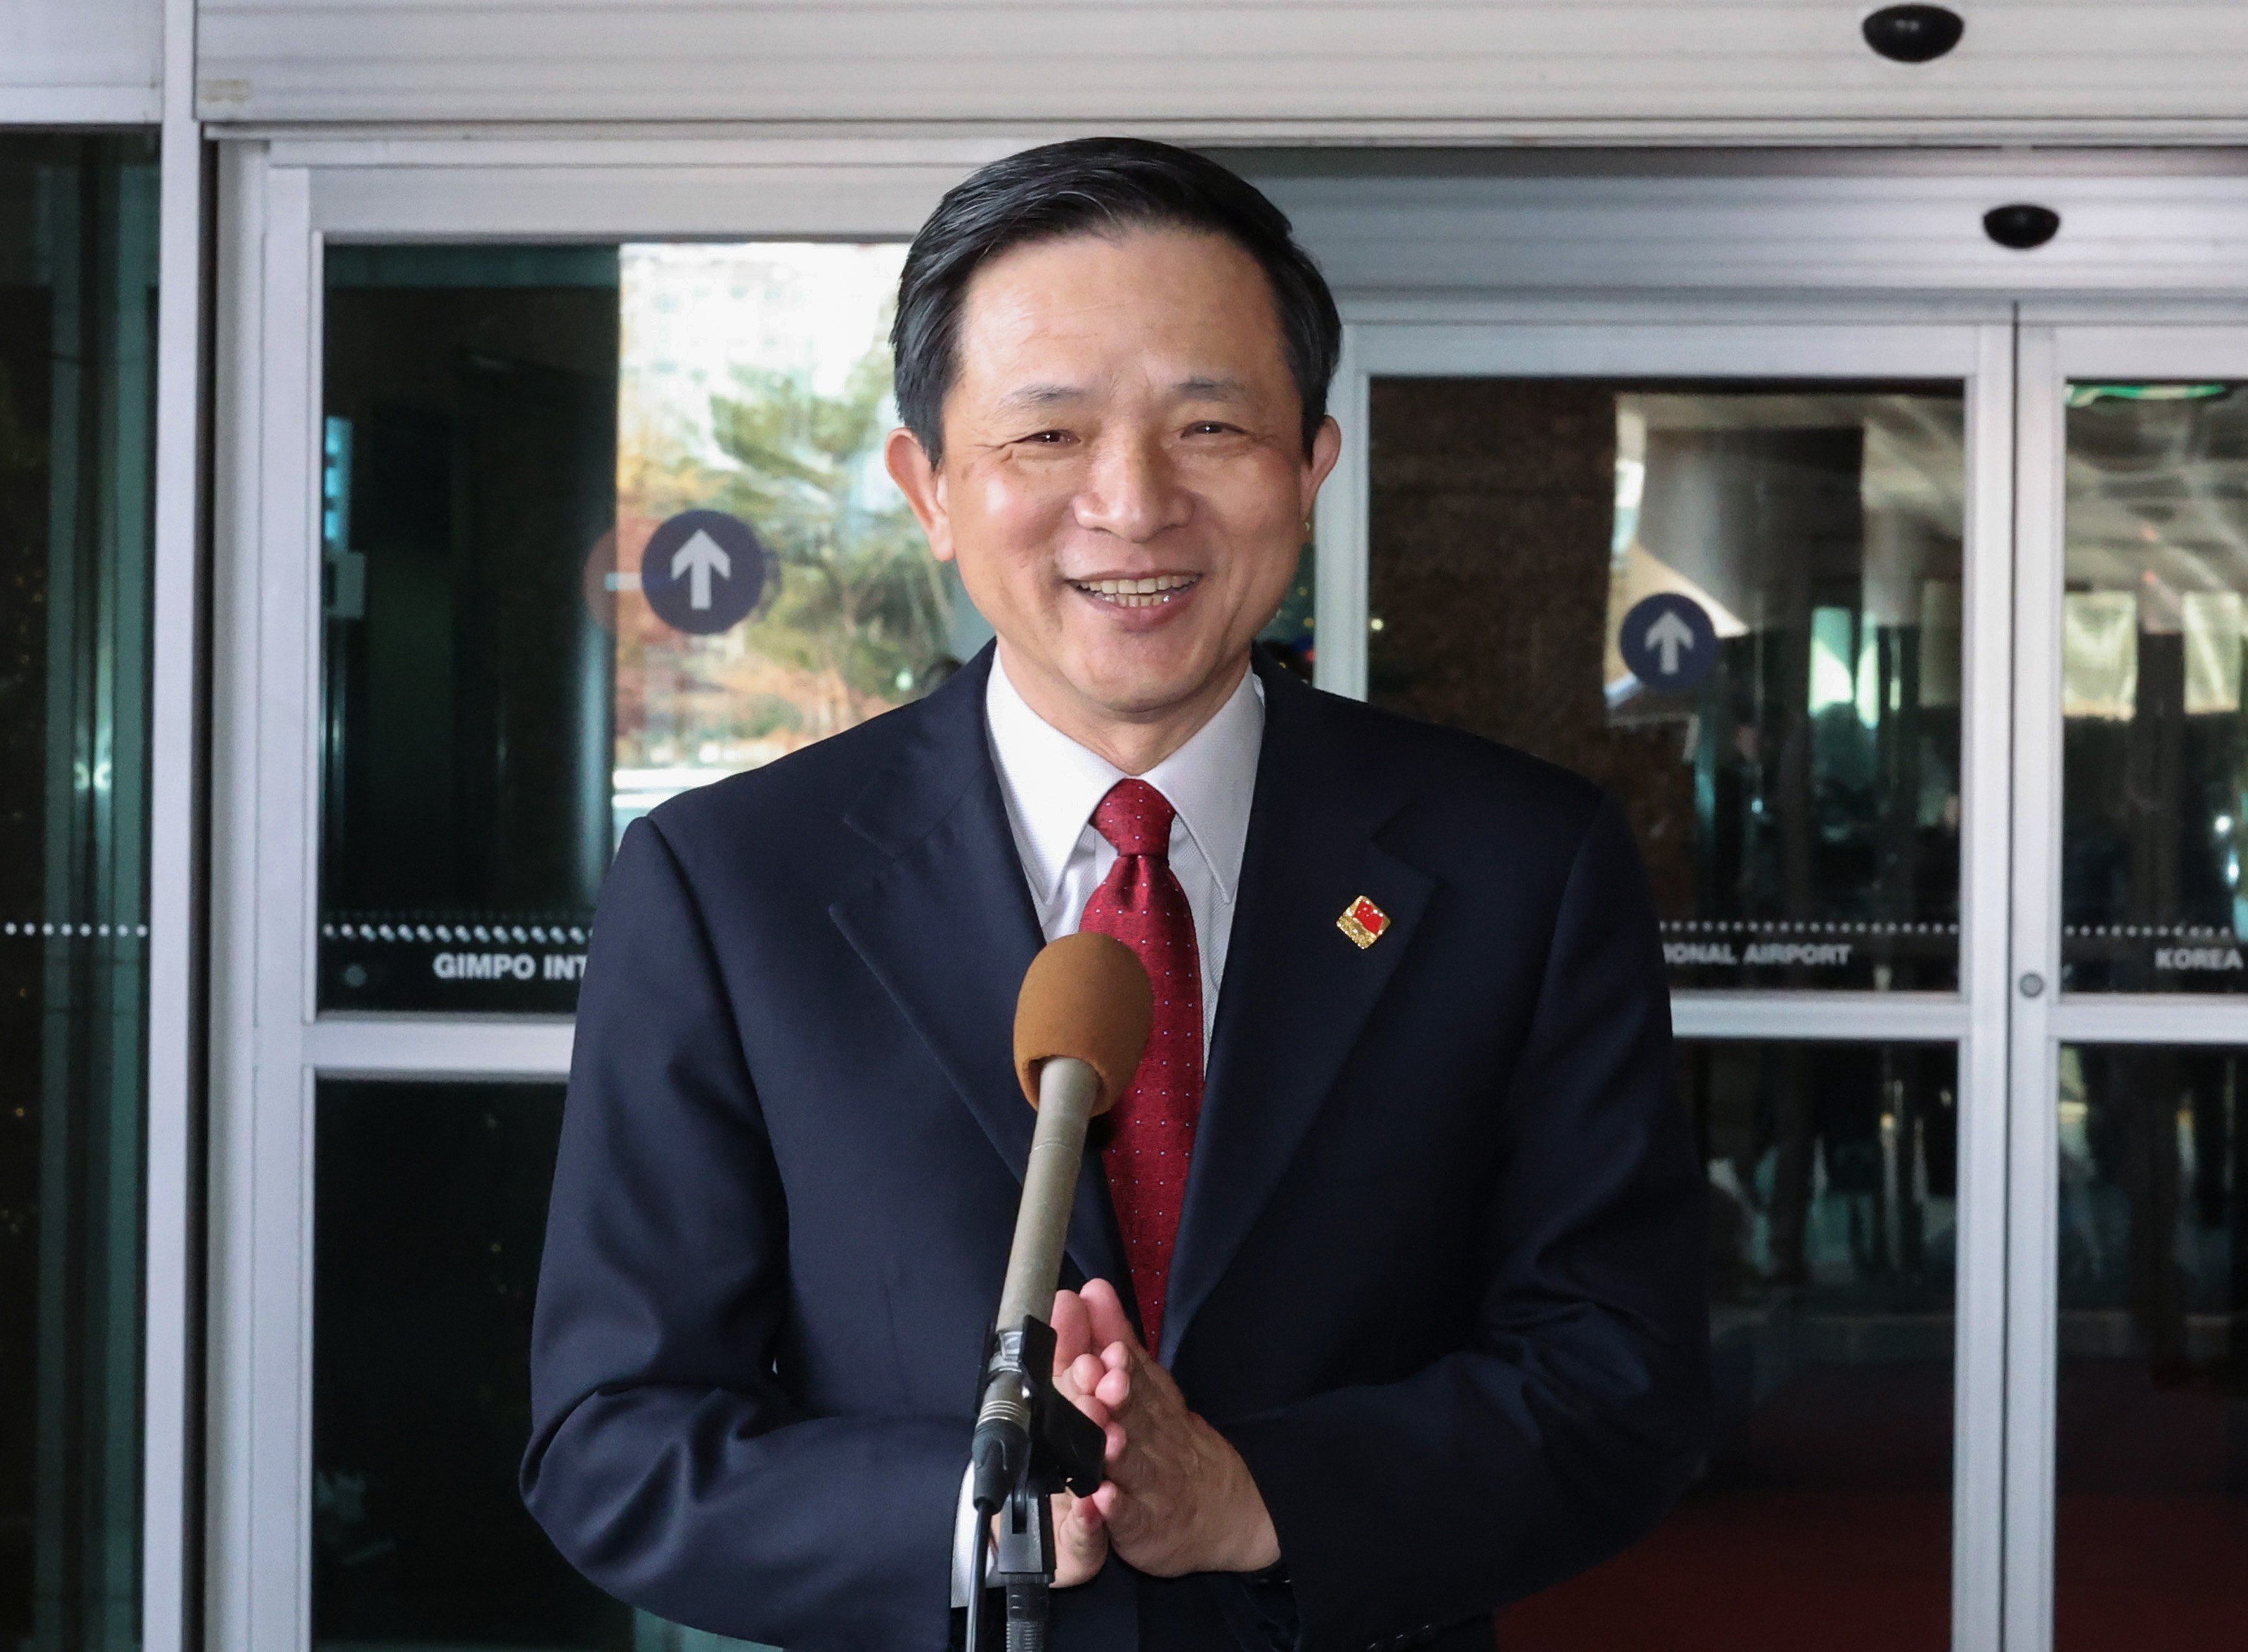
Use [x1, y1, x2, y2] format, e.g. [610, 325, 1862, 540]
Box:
[196, 1, 2248, 134]
[1, 0, 162, 121]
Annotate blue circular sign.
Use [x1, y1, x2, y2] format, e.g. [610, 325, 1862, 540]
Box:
[1619, 593, 1718, 692]
[641, 510, 768, 636]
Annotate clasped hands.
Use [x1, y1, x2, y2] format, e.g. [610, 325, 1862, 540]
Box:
[1040, 1277, 1280, 1587]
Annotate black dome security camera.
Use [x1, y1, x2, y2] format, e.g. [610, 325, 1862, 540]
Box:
[1983, 204, 2062, 250]
[1862, 5, 1966, 64]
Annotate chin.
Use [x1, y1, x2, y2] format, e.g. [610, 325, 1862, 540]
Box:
[1076, 656, 1231, 720]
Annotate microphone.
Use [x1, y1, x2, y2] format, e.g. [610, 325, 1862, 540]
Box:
[969, 931, 1151, 1515]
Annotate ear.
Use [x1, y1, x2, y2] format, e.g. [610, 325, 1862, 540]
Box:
[1299, 415, 1342, 521]
[884, 426, 955, 562]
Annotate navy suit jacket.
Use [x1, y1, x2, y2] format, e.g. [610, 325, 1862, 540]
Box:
[523, 645, 1710, 1652]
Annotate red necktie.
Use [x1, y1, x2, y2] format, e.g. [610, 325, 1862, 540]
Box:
[1077, 778, 1204, 1353]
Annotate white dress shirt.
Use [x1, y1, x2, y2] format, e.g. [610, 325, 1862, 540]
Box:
[984, 653, 1264, 1046]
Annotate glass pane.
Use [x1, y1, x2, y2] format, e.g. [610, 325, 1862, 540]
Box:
[0, 132, 160, 1646]
[2062, 384, 2248, 992]
[314, 1081, 770, 1651]
[1369, 381, 1966, 990]
[1506, 1041, 1958, 1648]
[319, 247, 624, 1013]
[2055, 1045, 2248, 1649]
[319, 240, 1312, 1014]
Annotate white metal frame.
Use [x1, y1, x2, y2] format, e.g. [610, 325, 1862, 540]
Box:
[204, 134, 2248, 1652]
[0, 86, 163, 124]
[143, 0, 204, 1647]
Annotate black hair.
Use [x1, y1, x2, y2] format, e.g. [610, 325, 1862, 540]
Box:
[890, 137, 1341, 464]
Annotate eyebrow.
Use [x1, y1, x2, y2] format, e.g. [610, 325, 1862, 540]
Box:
[1174, 375, 1251, 402]
[996, 382, 1087, 413]
[993, 375, 1253, 414]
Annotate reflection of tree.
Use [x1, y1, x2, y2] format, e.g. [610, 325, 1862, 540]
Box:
[708, 349, 951, 706]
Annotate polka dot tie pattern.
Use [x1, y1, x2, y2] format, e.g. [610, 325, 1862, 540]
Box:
[1077, 777, 1203, 1354]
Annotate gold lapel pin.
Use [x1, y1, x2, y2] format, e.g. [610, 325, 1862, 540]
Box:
[1336, 895, 1391, 950]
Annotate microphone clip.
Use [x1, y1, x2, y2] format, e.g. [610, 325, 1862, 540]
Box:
[953, 1315, 1106, 1642]
[970, 1316, 1105, 1513]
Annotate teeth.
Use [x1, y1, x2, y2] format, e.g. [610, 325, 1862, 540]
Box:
[1077, 574, 1197, 607]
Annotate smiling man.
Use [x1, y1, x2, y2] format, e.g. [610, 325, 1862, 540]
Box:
[524, 140, 1711, 1652]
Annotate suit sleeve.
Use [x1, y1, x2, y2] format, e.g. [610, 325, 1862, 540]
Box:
[1220, 795, 1712, 1652]
[520, 817, 967, 1650]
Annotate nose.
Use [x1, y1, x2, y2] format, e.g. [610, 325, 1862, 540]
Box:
[1074, 431, 1188, 545]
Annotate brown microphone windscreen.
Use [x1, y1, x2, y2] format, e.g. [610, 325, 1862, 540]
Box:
[1012, 931, 1153, 1114]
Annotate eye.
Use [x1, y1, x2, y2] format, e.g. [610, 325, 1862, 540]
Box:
[1021, 429, 1075, 447]
[1186, 421, 1238, 437]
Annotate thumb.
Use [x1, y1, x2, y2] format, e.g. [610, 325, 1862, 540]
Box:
[1050, 1490, 1110, 1588]
[1050, 1287, 1093, 1372]
[1078, 1277, 1140, 1353]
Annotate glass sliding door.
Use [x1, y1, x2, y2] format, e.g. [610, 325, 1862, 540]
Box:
[293, 221, 1320, 1652]
[307, 236, 960, 1647]
[2016, 326, 2248, 1652]
[0, 131, 160, 1652]
[1336, 320, 2013, 1651]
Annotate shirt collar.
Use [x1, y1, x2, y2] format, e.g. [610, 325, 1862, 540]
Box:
[984, 651, 1264, 907]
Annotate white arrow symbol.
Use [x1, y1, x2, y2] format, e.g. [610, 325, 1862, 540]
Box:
[1645, 609, 1697, 676]
[671, 528, 732, 610]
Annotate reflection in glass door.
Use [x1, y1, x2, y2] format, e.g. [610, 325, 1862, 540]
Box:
[2061, 383, 2248, 993]
[1367, 380, 1966, 992]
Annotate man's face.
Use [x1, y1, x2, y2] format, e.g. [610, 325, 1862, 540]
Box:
[887, 227, 1339, 729]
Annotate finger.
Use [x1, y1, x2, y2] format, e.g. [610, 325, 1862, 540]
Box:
[1079, 1278, 1140, 1351]
[1050, 1288, 1092, 1371]
[1068, 1351, 1106, 1397]
[1068, 1488, 1106, 1535]
[1095, 1360, 1131, 1412]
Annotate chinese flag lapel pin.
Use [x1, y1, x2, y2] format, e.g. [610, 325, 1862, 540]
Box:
[1336, 895, 1390, 950]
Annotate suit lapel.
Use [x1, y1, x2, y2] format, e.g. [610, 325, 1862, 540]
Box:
[1160, 659, 1435, 1364]
[829, 648, 1130, 1296]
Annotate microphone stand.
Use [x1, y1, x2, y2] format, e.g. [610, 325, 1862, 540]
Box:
[953, 1057, 1110, 1652]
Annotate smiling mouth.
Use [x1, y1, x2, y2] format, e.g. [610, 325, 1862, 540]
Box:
[1072, 573, 1201, 609]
